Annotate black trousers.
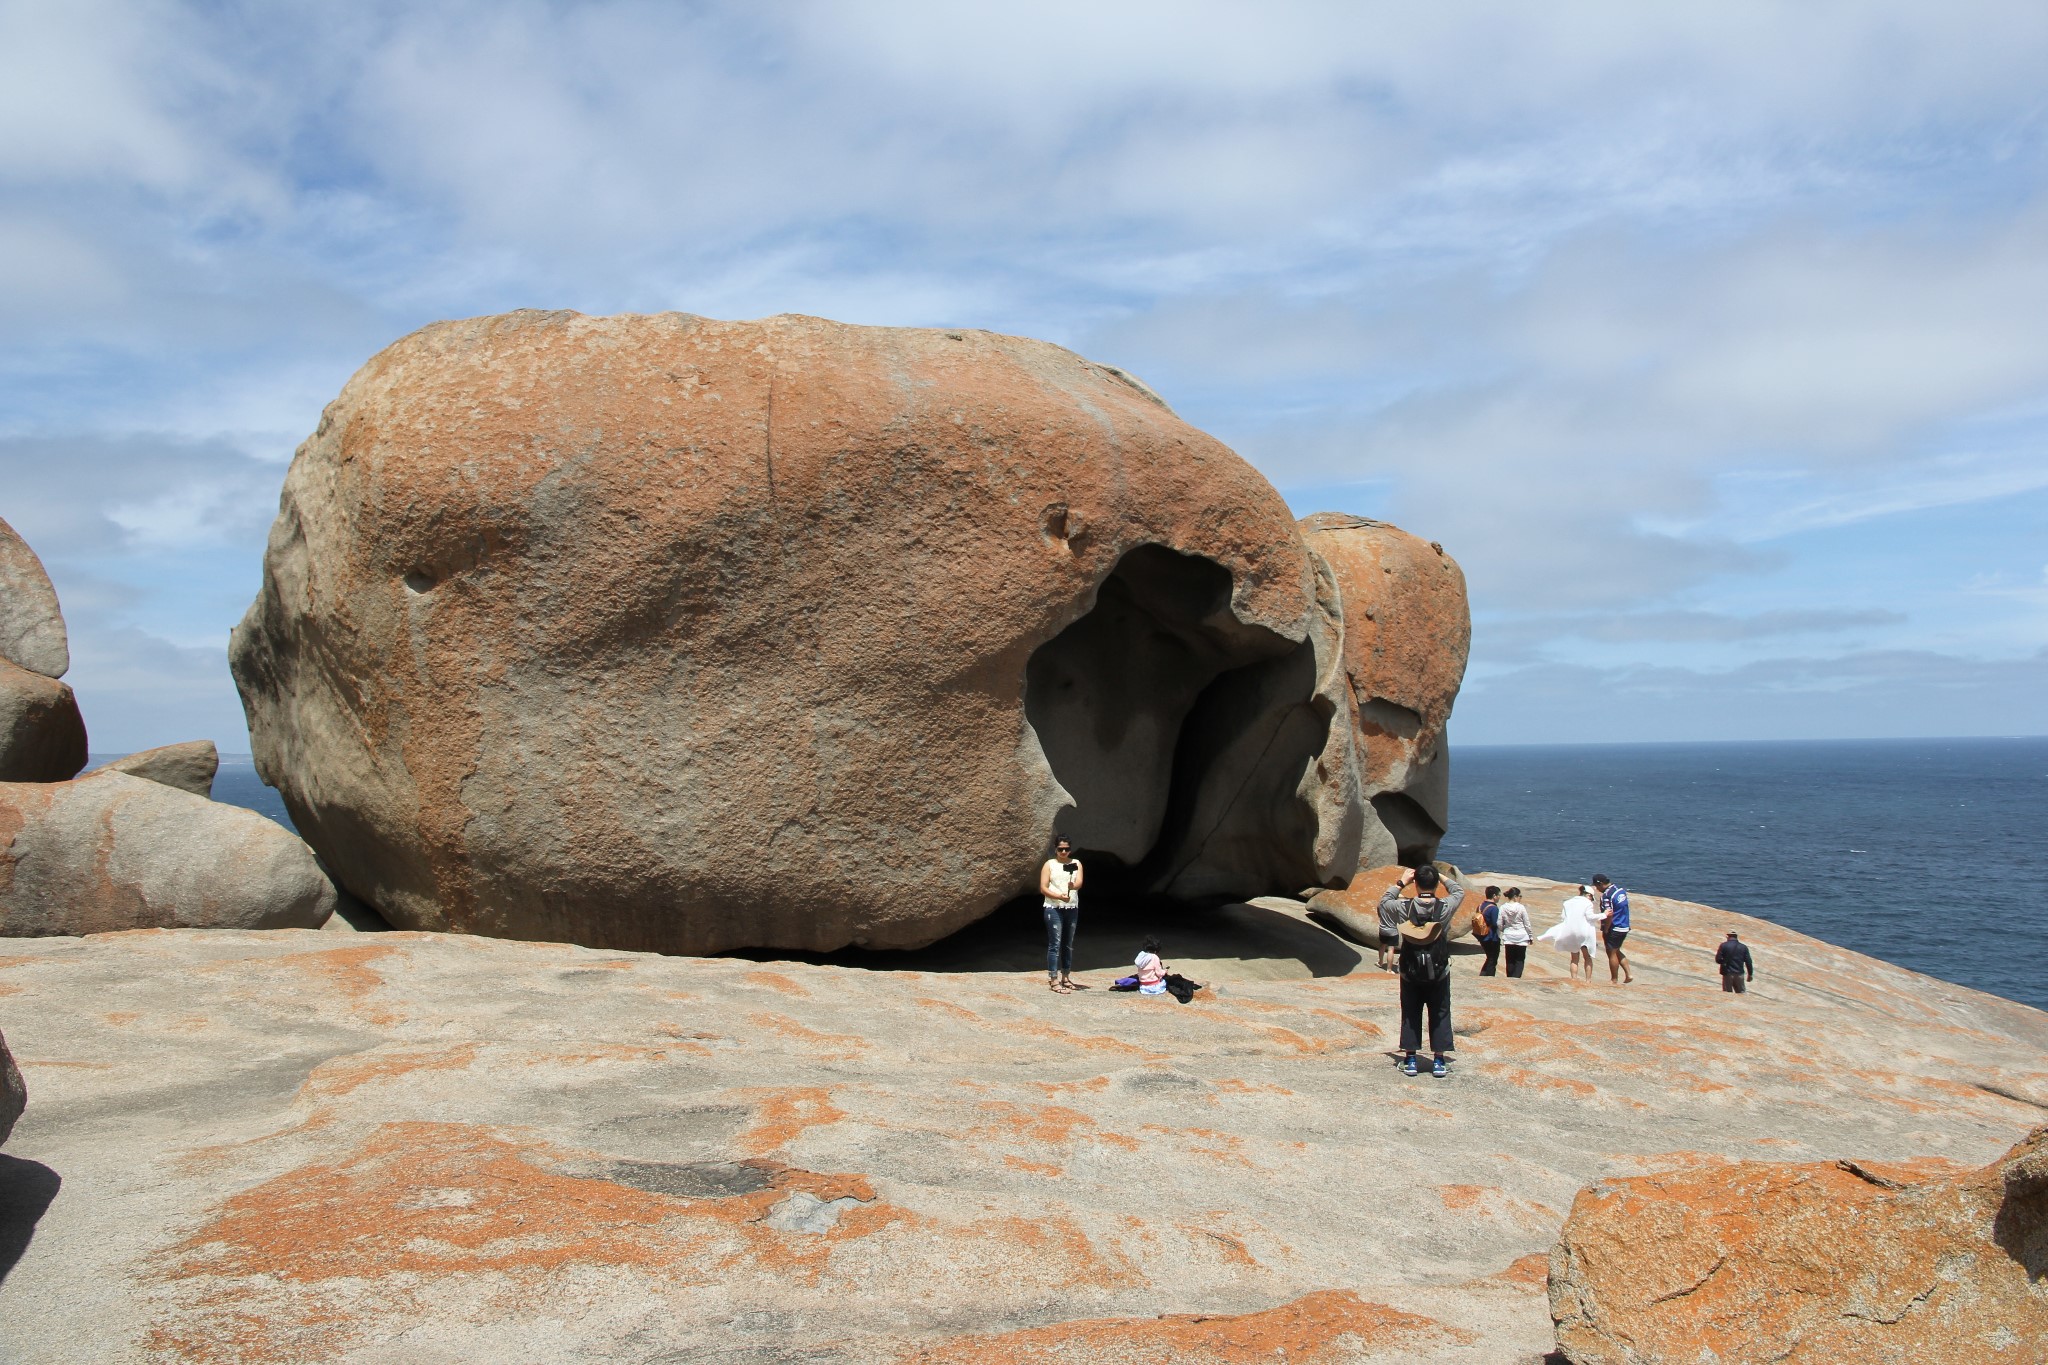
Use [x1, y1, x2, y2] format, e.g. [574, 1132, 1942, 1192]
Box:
[1504, 945, 1527, 978]
[1399, 974, 1453, 1054]
[1479, 942, 1500, 976]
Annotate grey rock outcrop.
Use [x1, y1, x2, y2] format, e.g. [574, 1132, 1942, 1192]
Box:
[0, 659, 87, 782]
[0, 772, 336, 935]
[90, 740, 219, 797]
[0, 515, 86, 783]
[0, 514, 68, 680]
[0, 1026, 21, 1148]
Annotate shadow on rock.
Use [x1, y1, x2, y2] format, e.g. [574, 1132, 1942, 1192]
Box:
[0, 1154, 60, 1284]
[726, 894, 1363, 979]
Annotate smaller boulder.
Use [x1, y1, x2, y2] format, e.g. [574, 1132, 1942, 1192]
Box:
[0, 772, 336, 936]
[1549, 1127, 2048, 1364]
[91, 740, 219, 797]
[0, 1026, 21, 1148]
[1308, 863, 1475, 945]
[0, 515, 68, 679]
[0, 658, 87, 782]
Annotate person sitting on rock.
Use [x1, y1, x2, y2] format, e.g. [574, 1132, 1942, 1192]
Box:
[1378, 865, 1465, 1077]
[1715, 932, 1755, 994]
[1134, 937, 1170, 996]
[1040, 837, 1084, 994]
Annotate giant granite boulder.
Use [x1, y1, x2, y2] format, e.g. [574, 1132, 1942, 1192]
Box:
[0, 771, 337, 935]
[0, 515, 86, 783]
[232, 311, 1467, 954]
[1549, 1128, 2048, 1363]
[1300, 514, 1468, 869]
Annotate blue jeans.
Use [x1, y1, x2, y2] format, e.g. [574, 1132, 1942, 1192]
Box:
[1044, 901, 1078, 979]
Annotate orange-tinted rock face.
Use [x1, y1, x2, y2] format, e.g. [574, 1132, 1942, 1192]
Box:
[233, 311, 1467, 954]
[1549, 1126, 2048, 1364]
[1299, 515, 1468, 869]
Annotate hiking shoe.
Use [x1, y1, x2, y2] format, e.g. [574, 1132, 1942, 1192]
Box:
[1401, 1054, 1418, 1076]
[1431, 1056, 1449, 1078]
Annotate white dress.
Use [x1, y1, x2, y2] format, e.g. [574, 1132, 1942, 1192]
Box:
[1540, 895, 1599, 954]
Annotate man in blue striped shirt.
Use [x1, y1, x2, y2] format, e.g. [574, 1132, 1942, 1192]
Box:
[1592, 874, 1634, 985]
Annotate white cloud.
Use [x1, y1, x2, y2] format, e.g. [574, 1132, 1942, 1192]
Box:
[3, 2, 2047, 744]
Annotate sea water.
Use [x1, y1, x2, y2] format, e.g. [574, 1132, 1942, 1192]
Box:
[201, 736, 2048, 1014]
[1443, 737, 2048, 1015]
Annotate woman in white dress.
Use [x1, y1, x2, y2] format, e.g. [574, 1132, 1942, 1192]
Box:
[1539, 885, 1600, 981]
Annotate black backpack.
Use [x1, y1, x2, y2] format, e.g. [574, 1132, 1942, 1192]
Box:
[1397, 902, 1452, 982]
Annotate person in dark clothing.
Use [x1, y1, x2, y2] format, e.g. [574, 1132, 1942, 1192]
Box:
[1715, 932, 1755, 994]
[1475, 886, 1502, 976]
[1377, 865, 1465, 1077]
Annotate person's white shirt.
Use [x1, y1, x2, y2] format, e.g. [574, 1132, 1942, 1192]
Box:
[1497, 902, 1533, 945]
[1042, 858, 1079, 908]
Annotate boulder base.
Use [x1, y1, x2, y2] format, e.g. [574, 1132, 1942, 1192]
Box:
[0, 772, 336, 935]
[0, 659, 87, 783]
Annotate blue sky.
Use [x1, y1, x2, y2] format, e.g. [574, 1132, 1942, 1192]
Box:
[3, 1, 2046, 750]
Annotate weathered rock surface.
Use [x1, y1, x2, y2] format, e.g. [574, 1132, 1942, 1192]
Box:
[1300, 515, 1469, 870]
[0, 659, 87, 783]
[0, 1026, 21, 1148]
[0, 514, 68, 680]
[1550, 1128, 2048, 1363]
[1, 880, 2043, 1361]
[88, 740, 219, 797]
[231, 310, 1457, 955]
[0, 772, 336, 935]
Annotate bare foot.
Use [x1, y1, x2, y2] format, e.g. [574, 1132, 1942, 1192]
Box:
[1063, 978, 1090, 990]
[1048, 979, 1071, 993]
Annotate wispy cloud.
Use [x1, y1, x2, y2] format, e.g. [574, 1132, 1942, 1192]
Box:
[2, 2, 2046, 744]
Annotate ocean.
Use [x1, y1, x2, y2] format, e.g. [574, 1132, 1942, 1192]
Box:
[206, 736, 2048, 1015]
[1442, 737, 2048, 1016]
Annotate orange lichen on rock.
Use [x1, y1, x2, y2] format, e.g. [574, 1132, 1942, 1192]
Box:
[1550, 1124, 2048, 1364]
[897, 1289, 1452, 1364]
[736, 1085, 849, 1155]
[265, 943, 401, 1024]
[746, 1010, 869, 1057]
[296, 1043, 480, 1101]
[149, 1120, 915, 1359]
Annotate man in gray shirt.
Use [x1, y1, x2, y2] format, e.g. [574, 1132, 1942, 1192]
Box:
[1378, 865, 1466, 1077]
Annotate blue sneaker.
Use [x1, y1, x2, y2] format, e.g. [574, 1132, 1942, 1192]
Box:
[1401, 1054, 1419, 1076]
[1431, 1056, 1449, 1078]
